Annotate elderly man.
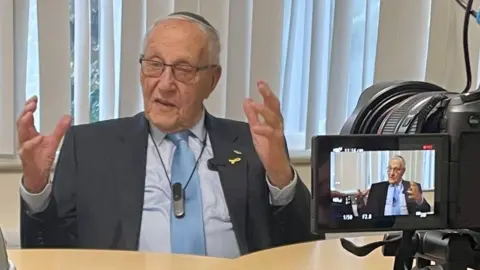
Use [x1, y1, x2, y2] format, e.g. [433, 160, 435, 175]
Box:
[17, 12, 319, 258]
[357, 155, 431, 217]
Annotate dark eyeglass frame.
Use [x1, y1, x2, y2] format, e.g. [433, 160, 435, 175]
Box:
[138, 54, 218, 83]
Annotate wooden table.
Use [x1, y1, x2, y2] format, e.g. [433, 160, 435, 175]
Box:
[6, 236, 401, 270]
[7, 249, 232, 270]
[233, 236, 396, 270]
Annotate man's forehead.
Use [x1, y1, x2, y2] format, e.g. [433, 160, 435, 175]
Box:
[149, 19, 206, 42]
[145, 19, 207, 59]
[389, 159, 404, 168]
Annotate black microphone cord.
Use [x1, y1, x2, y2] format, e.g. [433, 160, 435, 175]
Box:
[455, 0, 477, 17]
[456, 0, 475, 93]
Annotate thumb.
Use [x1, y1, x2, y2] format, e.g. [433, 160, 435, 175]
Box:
[50, 115, 72, 148]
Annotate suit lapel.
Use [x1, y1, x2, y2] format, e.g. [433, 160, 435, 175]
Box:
[110, 112, 250, 251]
[379, 182, 389, 215]
[114, 113, 149, 250]
[205, 113, 249, 254]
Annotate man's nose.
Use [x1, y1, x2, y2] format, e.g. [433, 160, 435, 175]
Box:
[156, 67, 176, 89]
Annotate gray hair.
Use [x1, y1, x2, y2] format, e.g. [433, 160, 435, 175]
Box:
[141, 14, 221, 64]
[390, 155, 406, 169]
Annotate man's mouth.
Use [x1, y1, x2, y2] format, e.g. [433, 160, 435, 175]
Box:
[154, 98, 176, 108]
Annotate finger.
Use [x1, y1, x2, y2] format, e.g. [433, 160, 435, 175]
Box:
[50, 115, 72, 147]
[257, 81, 281, 114]
[18, 135, 44, 159]
[17, 96, 38, 118]
[26, 95, 38, 104]
[251, 103, 281, 128]
[243, 98, 260, 126]
[250, 124, 275, 137]
[17, 111, 39, 145]
[16, 98, 38, 128]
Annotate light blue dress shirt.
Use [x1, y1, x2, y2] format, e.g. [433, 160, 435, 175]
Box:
[384, 181, 408, 216]
[19, 111, 298, 259]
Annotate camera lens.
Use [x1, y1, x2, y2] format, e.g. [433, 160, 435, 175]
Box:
[341, 81, 450, 135]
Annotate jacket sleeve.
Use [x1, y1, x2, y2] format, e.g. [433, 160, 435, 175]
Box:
[414, 183, 431, 212]
[270, 174, 324, 246]
[270, 137, 325, 246]
[20, 127, 78, 248]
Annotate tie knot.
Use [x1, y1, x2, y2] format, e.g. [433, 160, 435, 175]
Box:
[167, 130, 190, 145]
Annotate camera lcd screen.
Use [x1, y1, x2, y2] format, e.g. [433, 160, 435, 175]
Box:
[311, 134, 449, 234]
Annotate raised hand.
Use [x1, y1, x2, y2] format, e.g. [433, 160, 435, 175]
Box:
[407, 181, 422, 203]
[243, 81, 292, 188]
[355, 189, 370, 207]
[17, 96, 71, 193]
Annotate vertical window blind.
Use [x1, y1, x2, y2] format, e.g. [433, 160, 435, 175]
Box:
[1, 0, 478, 186]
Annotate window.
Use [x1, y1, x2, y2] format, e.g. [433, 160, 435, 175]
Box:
[70, 0, 101, 123]
[25, 0, 123, 130]
[280, 0, 381, 151]
[1, 0, 471, 160]
[26, 0, 40, 128]
[331, 150, 435, 193]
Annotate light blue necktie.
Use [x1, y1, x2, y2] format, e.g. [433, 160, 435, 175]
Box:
[168, 131, 206, 255]
[392, 185, 401, 215]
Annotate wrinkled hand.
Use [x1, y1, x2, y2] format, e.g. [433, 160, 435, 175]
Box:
[17, 96, 71, 193]
[407, 181, 422, 203]
[243, 81, 292, 188]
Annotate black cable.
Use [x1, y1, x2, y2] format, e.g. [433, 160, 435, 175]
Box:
[149, 130, 207, 191]
[460, 0, 474, 93]
[455, 0, 477, 17]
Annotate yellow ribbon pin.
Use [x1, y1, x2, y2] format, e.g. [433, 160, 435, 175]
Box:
[229, 157, 241, 165]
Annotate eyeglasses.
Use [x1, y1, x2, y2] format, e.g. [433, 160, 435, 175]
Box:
[387, 167, 403, 173]
[139, 55, 218, 83]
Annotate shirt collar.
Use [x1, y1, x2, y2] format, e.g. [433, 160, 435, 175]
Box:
[149, 110, 206, 145]
[390, 179, 403, 187]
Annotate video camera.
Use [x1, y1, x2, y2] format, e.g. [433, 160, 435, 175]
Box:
[310, 0, 480, 269]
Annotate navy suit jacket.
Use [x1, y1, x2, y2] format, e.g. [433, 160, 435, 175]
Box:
[362, 181, 431, 217]
[20, 112, 323, 254]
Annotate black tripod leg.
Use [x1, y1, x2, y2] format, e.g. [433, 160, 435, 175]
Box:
[393, 230, 416, 270]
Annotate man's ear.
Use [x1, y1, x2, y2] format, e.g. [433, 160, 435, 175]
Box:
[205, 66, 222, 99]
[211, 66, 222, 88]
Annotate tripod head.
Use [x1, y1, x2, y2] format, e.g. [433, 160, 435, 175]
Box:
[340, 230, 480, 270]
[0, 227, 15, 270]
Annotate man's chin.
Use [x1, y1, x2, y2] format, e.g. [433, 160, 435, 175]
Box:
[147, 112, 179, 132]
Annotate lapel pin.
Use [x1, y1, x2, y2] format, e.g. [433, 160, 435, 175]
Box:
[229, 157, 241, 165]
[233, 150, 242, 155]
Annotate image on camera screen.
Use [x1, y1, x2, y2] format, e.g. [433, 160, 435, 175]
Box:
[330, 149, 435, 221]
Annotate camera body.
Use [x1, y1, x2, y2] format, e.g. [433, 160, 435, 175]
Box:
[311, 81, 480, 234]
[443, 92, 480, 229]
